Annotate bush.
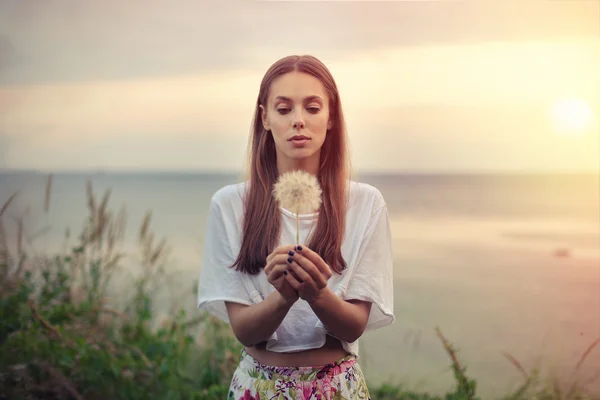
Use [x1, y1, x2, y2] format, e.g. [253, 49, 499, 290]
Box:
[0, 177, 241, 399]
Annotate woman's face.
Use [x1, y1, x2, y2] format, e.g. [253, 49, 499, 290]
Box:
[260, 71, 333, 174]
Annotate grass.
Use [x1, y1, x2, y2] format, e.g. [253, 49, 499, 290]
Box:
[0, 174, 598, 400]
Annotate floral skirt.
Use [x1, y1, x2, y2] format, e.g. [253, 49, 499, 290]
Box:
[228, 349, 371, 400]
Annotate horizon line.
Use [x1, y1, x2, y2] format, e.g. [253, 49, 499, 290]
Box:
[1, 167, 598, 175]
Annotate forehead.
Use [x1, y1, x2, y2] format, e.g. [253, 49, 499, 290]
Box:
[268, 71, 328, 103]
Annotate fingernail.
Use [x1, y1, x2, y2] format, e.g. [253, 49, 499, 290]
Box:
[288, 250, 295, 256]
[287, 257, 292, 263]
[297, 246, 303, 251]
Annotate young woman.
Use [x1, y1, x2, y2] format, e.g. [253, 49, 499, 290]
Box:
[197, 54, 394, 399]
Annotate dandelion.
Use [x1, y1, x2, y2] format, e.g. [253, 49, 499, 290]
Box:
[273, 170, 322, 244]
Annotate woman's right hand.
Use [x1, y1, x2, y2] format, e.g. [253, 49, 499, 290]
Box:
[265, 245, 299, 306]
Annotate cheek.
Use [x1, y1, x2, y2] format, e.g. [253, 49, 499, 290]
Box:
[270, 119, 289, 136]
[265, 114, 283, 130]
[314, 116, 330, 132]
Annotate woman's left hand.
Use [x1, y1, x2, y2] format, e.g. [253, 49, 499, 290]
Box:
[283, 245, 332, 304]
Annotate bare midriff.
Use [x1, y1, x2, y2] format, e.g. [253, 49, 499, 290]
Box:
[245, 334, 350, 367]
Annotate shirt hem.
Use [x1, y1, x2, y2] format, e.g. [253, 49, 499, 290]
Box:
[265, 341, 326, 353]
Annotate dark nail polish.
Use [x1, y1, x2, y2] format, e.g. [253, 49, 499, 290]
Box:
[287, 257, 292, 263]
[288, 250, 295, 256]
[297, 246, 303, 251]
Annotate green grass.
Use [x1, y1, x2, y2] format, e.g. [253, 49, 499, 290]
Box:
[0, 175, 598, 400]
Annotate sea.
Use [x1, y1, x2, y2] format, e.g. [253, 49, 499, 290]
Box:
[1, 170, 599, 398]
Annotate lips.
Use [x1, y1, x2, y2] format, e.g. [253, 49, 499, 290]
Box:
[288, 135, 310, 141]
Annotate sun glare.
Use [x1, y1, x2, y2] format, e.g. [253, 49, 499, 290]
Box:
[550, 97, 595, 135]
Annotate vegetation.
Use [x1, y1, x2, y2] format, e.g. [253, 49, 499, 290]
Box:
[0, 175, 598, 399]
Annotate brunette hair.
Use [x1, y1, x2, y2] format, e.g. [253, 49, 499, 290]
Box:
[231, 54, 351, 275]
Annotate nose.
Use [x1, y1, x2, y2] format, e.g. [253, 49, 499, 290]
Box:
[292, 110, 305, 129]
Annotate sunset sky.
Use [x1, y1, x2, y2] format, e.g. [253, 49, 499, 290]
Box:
[1, 0, 598, 173]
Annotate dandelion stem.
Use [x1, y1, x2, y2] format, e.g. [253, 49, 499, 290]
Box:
[296, 212, 299, 245]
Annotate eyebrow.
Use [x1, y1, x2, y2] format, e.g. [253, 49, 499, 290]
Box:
[274, 95, 324, 103]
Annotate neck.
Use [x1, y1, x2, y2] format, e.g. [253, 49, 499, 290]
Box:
[277, 154, 321, 177]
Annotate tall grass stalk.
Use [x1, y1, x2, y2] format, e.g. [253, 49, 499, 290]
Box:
[0, 175, 241, 400]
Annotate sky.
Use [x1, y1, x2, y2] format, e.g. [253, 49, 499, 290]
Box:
[1, 0, 599, 173]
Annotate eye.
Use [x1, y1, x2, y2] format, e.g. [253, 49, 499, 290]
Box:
[306, 106, 321, 114]
[277, 108, 291, 115]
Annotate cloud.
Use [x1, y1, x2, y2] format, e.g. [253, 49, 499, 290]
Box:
[345, 103, 599, 172]
[0, 0, 597, 84]
[5, 101, 598, 172]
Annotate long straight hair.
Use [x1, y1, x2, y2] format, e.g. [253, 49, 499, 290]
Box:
[231, 55, 352, 275]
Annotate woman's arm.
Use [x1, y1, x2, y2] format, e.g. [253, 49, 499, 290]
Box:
[284, 246, 372, 343]
[226, 244, 300, 347]
[309, 289, 371, 343]
[225, 290, 294, 347]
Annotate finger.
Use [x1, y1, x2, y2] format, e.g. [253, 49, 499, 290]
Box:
[291, 254, 327, 288]
[286, 259, 312, 284]
[264, 257, 276, 275]
[283, 270, 303, 291]
[294, 246, 332, 278]
[267, 264, 288, 282]
[270, 255, 303, 282]
[287, 267, 303, 283]
[266, 244, 297, 265]
[265, 254, 293, 275]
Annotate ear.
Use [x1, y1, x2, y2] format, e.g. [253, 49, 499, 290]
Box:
[259, 104, 270, 131]
[327, 119, 333, 130]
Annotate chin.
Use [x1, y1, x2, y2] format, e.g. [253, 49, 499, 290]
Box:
[287, 150, 317, 159]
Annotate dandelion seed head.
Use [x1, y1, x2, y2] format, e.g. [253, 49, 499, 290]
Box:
[273, 170, 322, 215]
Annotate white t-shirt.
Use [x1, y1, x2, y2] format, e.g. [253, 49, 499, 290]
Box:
[196, 180, 395, 357]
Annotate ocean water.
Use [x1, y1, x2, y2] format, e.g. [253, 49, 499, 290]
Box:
[1, 171, 599, 397]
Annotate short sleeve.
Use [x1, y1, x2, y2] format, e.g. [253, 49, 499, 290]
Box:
[343, 203, 395, 331]
[196, 195, 255, 324]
